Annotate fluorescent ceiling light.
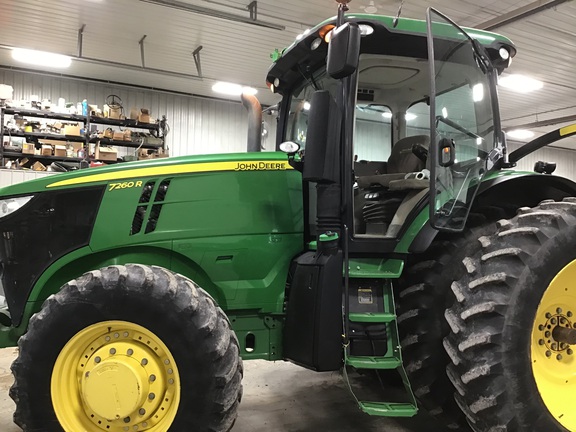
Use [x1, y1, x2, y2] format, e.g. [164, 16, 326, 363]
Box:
[405, 113, 417, 121]
[303, 101, 311, 111]
[499, 74, 543, 93]
[441, 107, 448, 118]
[382, 112, 392, 119]
[212, 82, 257, 96]
[506, 129, 534, 140]
[12, 48, 71, 68]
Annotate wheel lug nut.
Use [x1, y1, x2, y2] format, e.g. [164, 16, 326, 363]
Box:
[105, 336, 111, 342]
[127, 349, 134, 356]
[557, 307, 563, 314]
[164, 359, 170, 365]
[539, 324, 545, 331]
[557, 354, 563, 361]
[124, 331, 129, 337]
[545, 331, 551, 338]
[124, 416, 131, 423]
[546, 312, 552, 319]
[94, 356, 101, 364]
[568, 349, 573, 355]
[148, 393, 155, 400]
[139, 408, 146, 415]
[149, 374, 156, 382]
[110, 348, 116, 355]
[539, 339, 545, 345]
[551, 318, 557, 325]
[568, 311, 573, 318]
[141, 358, 148, 365]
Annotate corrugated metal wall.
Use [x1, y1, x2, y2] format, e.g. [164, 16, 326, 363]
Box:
[0, 69, 277, 156]
[508, 142, 576, 181]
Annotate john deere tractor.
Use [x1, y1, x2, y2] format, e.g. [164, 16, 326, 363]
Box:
[1, 3, 575, 432]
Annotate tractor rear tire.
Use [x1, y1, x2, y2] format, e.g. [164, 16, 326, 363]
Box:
[10, 264, 243, 432]
[397, 209, 508, 431]
[444, 198, 576, 431]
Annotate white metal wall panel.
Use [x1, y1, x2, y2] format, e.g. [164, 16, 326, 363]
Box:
[0, 170, 55, 188]
[508, 142, 576, 182]
[0, 70, 270, 157]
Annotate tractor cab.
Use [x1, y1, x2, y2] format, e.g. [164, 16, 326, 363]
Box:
[268, 8, 515, 252]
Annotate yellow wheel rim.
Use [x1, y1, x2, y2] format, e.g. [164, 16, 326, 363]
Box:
[531, 259, 576, 431]
[51, 320, 180, 432]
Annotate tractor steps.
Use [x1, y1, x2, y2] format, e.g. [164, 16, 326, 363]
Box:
[343, 277, 417, 418]
[359, 401, 418, 417]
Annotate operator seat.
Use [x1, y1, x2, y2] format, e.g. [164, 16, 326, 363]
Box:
[356, 135, 430, 189]
[354, 135, 430, 236]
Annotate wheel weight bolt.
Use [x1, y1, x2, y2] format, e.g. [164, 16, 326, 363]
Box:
[148, 393, 155, 400]
[139, 408, 146, 415]
[94, 357, 101, 364]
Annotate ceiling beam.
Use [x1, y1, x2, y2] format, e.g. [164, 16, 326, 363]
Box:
[503, 113, 576, 130]
[477, 0, 573, 30]
[139, 0, 285, 31]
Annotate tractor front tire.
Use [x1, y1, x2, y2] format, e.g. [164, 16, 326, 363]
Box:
[11, 264, 243, 432]
[445, 198, 576, 431]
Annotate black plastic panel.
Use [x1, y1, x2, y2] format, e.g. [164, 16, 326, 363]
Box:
[0, 187, 104, 325]
[283, 251, 343, 371]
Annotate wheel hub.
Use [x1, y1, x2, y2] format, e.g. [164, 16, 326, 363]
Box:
[534, 309, 575, 360]
[51, 321, 180, 432]
[82, 356, 148, 420]
[531, 259, 576, 431]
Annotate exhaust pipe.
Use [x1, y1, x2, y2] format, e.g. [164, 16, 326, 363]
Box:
[241, 93, 262, 152]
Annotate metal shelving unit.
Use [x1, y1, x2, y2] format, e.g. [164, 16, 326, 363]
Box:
[0, 105, 167, 168]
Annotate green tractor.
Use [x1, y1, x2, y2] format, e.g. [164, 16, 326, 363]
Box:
[1, 3, 576, 432]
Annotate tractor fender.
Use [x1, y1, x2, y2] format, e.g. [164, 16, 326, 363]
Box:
[13, 246, 221, 332]
[409, 173, 576, 253]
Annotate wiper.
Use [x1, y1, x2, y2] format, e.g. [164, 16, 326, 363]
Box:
[436, 116, 481, 140]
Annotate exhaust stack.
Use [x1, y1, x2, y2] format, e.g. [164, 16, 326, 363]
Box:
[241, 93, 262, 152]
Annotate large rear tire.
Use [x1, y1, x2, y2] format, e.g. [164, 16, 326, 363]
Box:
[11, 264, 243, 432]
[397, 209, 509, 431]
[444, 198, 576, 431]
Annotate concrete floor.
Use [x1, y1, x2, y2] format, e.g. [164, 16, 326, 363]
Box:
[0, 347, 448, 432]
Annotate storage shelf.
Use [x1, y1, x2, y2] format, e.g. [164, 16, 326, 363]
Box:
[4, 130, 86, 142]
[3, 151, 83, 162]
[90, 116, 160, 131]
[91, 138, 163, 149]
[4, 108, 86, 123]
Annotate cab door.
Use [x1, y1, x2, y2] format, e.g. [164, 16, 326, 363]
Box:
[426, 8, 501, 231]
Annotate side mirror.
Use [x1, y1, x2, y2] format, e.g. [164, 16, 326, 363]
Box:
[327, 22, 361, 79]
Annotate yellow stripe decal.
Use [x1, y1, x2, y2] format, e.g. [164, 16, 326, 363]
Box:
[559, 124, 576, 137]
[46, 160, 293, 188]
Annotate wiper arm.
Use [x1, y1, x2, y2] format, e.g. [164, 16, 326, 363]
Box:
[436, 116, 481, 140]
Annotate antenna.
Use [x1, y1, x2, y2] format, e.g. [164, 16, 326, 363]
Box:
[392, 0, 405, 28]
[335, 0, 352, 26]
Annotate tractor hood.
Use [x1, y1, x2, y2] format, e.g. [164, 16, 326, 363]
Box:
[0, 152, 294, 196]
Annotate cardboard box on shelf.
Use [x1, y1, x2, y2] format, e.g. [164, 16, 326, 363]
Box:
[112, 131, 125, 141]
[31, 161, 47, 171]
[63, 124, 81, 136]
[137, 108, 151, 123]
[54, 145, 67, 157]
[41, 145, 53, 156]
[123, 130, 132, 141]
[22, 143, 35, 154]
[95, 144, 118, 161]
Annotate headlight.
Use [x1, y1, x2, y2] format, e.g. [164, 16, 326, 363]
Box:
[0, 196, 33, 219]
